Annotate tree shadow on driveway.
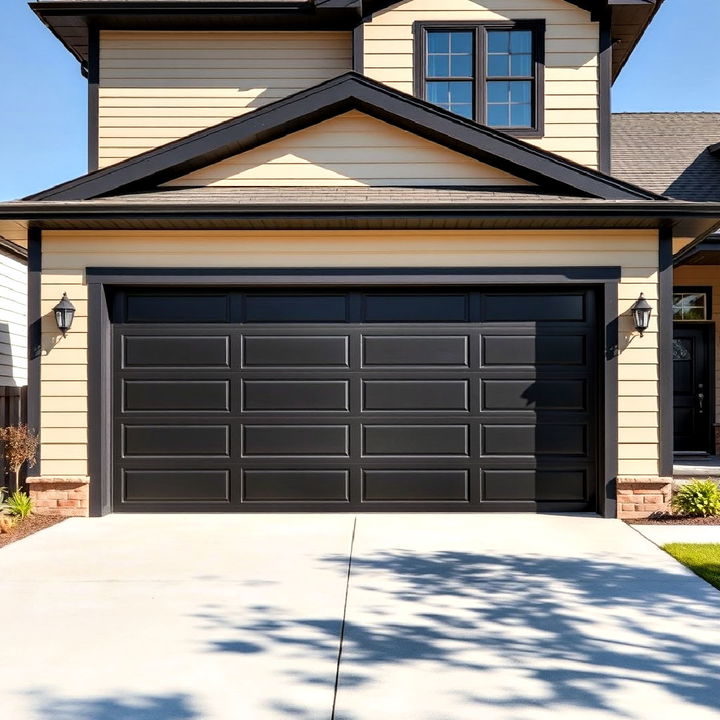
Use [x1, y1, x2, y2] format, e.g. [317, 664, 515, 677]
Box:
[28, 691, 200, 720]
[196, 551, 720, 718]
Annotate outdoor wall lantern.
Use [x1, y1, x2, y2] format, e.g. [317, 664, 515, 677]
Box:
[53, 293, 76, 337]
[631, 293, 652, 336]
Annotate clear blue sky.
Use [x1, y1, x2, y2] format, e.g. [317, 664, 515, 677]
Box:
[0, 0, 719, 200]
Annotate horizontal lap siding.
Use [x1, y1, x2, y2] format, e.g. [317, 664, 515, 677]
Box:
[98, 31, 353, 166]
[165, 111, 532, 187]
[363, 0, 600, 168]
[40, 229, 659, 478]
[0, 252, 27, 387]
[674, 265, 720, 422]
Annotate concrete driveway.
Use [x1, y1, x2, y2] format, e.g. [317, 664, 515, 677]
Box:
[1, 514, 719, 720]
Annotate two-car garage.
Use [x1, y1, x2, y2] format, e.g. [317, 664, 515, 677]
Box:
[110, 286, 600, 513]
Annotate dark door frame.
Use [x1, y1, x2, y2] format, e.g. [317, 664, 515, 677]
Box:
[672, 320, 715, 454]
[86, 266, 621, 518]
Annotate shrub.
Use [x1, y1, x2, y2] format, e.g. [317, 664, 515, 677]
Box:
[0, 425, 38, 492]
[5, 490, 33, 520]
[671, 479, 720, 517]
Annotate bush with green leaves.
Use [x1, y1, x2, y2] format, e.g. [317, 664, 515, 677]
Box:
[4, 490, 33, 520]
[671, 479, 720, 517]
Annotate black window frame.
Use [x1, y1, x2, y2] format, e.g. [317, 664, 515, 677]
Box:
[413, 20, 545, 138]
[672, 286, 713, 322]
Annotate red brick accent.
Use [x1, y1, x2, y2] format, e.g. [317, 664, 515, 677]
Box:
[616, 476, 672, 519]
[26, 477, 90, 518]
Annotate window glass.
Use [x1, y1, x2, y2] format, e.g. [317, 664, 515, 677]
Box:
[487, 80, 532, 128]
[427, 80, 474, 118]
[672, 292, 708, 321]
[485, 29, 533, 128]
[422, 25, 536, 129]
[426, 31, 474, 78]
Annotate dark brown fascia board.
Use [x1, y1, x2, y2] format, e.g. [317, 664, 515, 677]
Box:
[30, 1, 361, 70]
[26, 73, 660, 203]
[2, 198, 720, 240]
[0, 237, 28, 262]
[2, 199, 720, 222]
[32, 0, 658, 81]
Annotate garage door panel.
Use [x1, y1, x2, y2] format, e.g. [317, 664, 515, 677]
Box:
[482, 293, 586, 322]
[245, 294, 348, 323]
[483, 469, 587, 502]
[482, 379, 587, 411]
[126, 294, 230, 323]
[362, 380, 470, 412]
[242, 424, 350, 457]
[242, 470, 350, 502]
[363, 424, 470, 456]
[112, 287, 599, 512]
[122, 469, 231, 502]
[362, 469, 470, 502]
[482, 335, 586, 366]
[242, 380, 350, 412]
[123, 424, 230, 457]
[242, 335, 349, 368]
[123, 335, 230, 368]
[482, 424, 587, 456]
[363, 294, 469, 323]
[362, 335, 470, 367]
[123, 380, 230, 412]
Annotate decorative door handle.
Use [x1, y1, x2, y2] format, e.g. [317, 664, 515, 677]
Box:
[698, 392, 705, 413]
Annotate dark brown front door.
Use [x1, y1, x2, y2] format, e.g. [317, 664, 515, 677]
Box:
[673, 324, 712, 453]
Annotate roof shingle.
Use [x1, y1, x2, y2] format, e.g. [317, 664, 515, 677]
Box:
[612, 113, 720, 201]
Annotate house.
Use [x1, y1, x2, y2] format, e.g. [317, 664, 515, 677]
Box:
[0, 0, 718, 520]
[0, 237, 27, 391]
[613, 113, 720, 461]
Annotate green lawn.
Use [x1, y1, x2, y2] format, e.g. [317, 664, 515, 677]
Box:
[663, 544, 720, 591]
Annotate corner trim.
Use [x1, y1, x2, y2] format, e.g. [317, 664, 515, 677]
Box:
[598, 10, 612, 174]
[659, 225, 674, 477]
[88, 282, 112, 516]
[27, 228, 42, 476]
[352, 22, 364, 73]
[87, 25, 100, 173]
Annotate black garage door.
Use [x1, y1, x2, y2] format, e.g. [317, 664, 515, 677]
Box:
[112, 287, 599, 512]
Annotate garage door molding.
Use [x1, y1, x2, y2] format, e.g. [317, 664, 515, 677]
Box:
[87, 267, 620, 518]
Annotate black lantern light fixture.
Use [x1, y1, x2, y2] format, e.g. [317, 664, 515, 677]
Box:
[53, 293, 76, 337]
[631, 293, 652, 336]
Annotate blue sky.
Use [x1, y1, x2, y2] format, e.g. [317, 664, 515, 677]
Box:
[0, 0, 719, 200]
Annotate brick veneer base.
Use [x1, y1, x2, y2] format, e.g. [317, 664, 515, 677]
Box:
[26, 476, 90, 517]
[616, 476, 672, 520]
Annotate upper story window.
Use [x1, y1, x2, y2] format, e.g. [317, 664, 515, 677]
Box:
[415, 21, 544, 136]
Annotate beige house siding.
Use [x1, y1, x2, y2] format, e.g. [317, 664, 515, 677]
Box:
[363, 0, 600, 168]
[673, 264, 720, 422]
[0, 250, 28, 387]
[165, 111, 534, 187]
[40, 229, 659, 479]
[98, 30, 353, 167]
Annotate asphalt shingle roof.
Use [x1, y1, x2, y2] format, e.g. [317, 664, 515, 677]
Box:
[612, 113, 720, 201]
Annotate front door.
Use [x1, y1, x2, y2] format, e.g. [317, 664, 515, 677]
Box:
[673, 324, 712, 452]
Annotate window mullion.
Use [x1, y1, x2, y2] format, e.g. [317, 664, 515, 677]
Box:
[476, 26, 485, 124]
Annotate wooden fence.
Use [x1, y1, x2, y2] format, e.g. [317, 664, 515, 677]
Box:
[0, 386, 29, 488]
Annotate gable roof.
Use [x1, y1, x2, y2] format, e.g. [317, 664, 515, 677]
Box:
[27, 73, 659, 203]
[613, 113, 720, 202]
[32, 0, 662, 81]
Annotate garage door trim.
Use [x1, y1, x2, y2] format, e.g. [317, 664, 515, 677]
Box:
[87, 267, 620, 518]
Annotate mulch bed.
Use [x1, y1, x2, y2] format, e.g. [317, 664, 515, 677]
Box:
[629, 514, 720, 526]
[0, 515, 65, 549]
